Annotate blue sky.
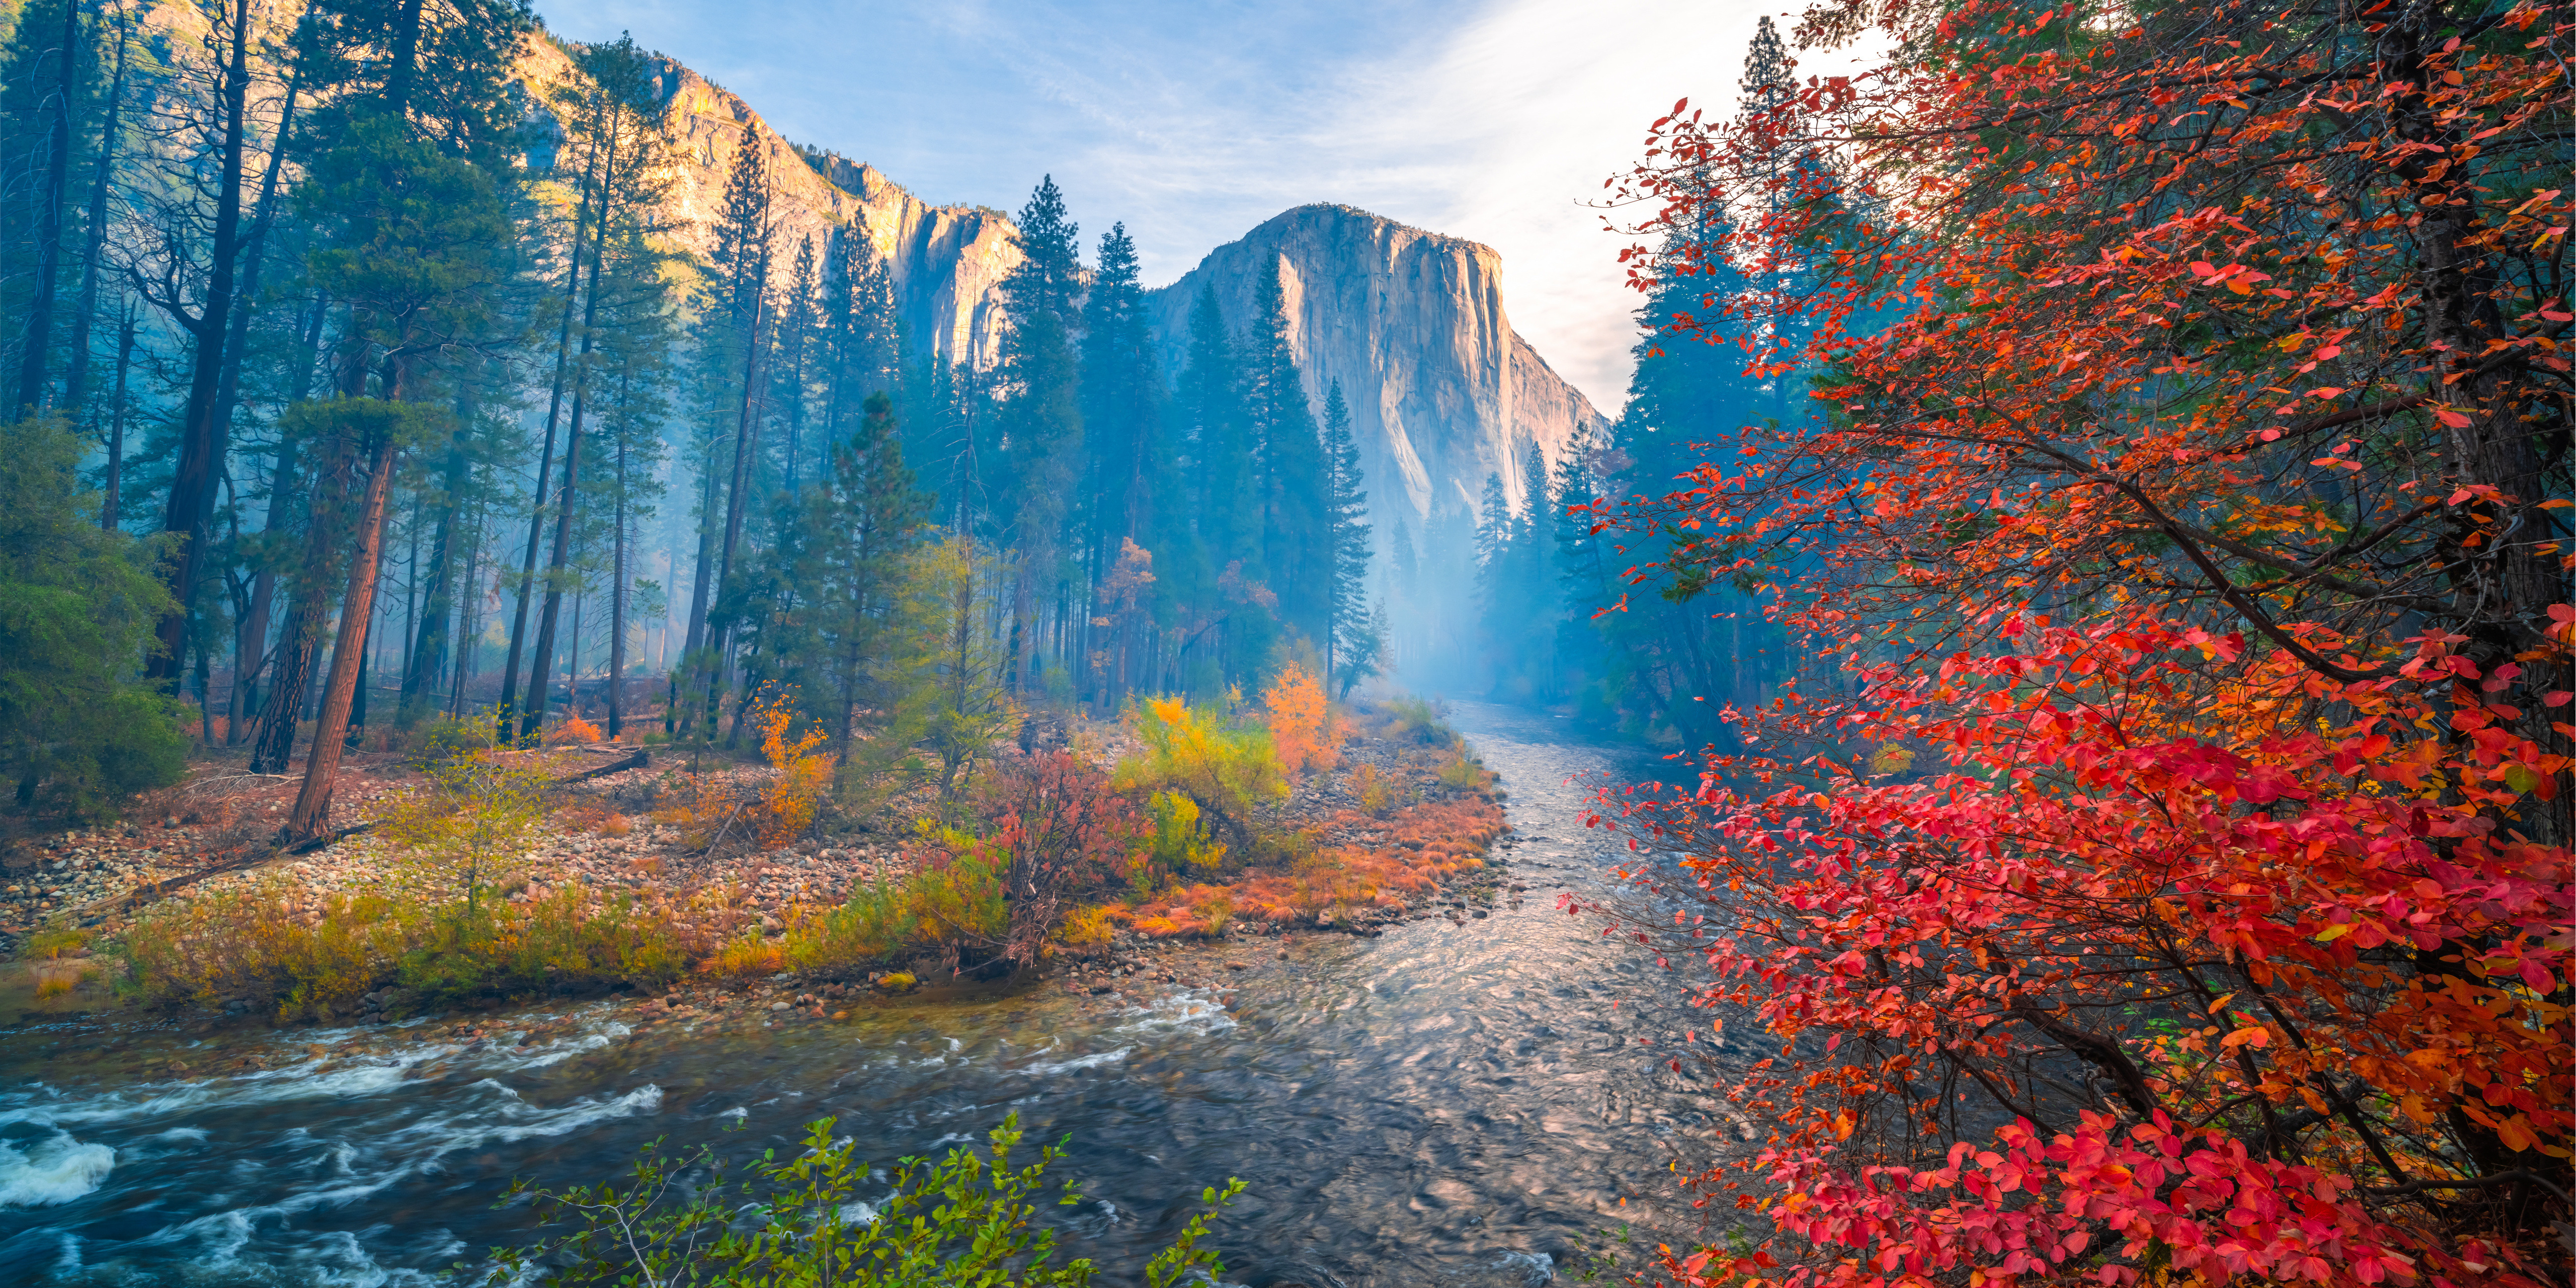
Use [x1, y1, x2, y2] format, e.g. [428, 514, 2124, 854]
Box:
[532, 0, 1821, 411]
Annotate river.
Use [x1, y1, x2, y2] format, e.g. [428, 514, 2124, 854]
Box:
[0, 703, 1734, 1287]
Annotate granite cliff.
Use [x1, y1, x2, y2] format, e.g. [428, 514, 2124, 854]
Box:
[1146, 205, 1608, 539]
[518, 37, 1022, 369]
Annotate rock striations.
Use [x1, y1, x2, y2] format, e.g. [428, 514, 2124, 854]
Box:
[517, 37, 1022, 369]
[1146, 205, 1609, 535]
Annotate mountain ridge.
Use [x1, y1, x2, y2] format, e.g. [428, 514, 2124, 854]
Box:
[521, 41, 1606, 536]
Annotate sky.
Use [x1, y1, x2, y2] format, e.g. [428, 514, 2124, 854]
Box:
[531, 0, 1828, 413]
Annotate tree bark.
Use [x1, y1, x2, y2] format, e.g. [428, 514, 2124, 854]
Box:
[231, 296, 332, 742]
[523, 116, 625, 742]
[607, 381, 630, 739]
[403, 376, 475, 717]
[287, 433, 397, 840]
[12, 0, 79, 416]
[249, 427, 356, 774]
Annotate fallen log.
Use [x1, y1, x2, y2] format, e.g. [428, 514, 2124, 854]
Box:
[555, 748, 649, 784]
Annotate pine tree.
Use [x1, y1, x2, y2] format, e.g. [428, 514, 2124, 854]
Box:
[1241, 256, 1327, 658]
[775, 391, 930, 751]
[1319, 380, 1371, 687]
[303, 0, 534, 164]
[820, 225, 900, 448]
[521, 37, 674, 740]
[680, 124, 776, 745]
[588, 214, 678, 736]
[3, 0, 86, 417]
[1076, 221, 1162, 705]
[773, 234, 820, 493]
[994, 176, 1082, 693]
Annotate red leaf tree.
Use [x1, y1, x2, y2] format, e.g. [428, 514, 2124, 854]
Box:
[1573, 0, 2571, 1283]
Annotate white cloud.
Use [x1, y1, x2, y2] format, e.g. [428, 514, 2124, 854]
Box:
[536, 0, 1865, 413]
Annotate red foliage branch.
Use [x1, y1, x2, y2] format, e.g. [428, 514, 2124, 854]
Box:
[969, 751, 1148, 967]
[1571, 0, 2573, 1281]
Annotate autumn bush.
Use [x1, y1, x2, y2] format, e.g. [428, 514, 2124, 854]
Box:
[715, 757, 1143, 979]
[1371, 695, 1456, 748]
[546, 714, 603, 745]
[1576, 0, 2574, 1282]
[747, 697, 833, 846]
[1260, 661, 1342, 778]
[1112, 696, 1286, 853]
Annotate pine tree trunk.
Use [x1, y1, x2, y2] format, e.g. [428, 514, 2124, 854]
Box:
[498, 101, 604, 741]
[287, 433, 397, 840]
[63, 17, 128, 418]
[683, 432, 720, 656]
[524, 120, 622, 743]
[249, 430, 357, 774]
[12, 0, 79, 416]
[99, 314, 134, 529]
[146, 0, 254, 685]
[229, 297, 330, 742]
[607, 425, 629, 739]
[403, 414, 470, 717]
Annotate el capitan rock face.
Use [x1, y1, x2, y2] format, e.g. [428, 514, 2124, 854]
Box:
[1145, 205, 1609, 537]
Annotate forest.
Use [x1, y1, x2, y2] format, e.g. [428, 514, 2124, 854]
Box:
[0, 0, 1400, 833]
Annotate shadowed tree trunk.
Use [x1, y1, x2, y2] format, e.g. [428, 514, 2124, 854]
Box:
[288, 431, 398, 840]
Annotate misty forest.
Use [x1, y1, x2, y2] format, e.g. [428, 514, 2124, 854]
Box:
[0, 0, 2564, 1284]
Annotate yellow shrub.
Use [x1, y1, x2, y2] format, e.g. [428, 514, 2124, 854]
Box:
[22, 926, 88, 960]
[1435, 738, 1492, 791]
[1354, 763, 1391, 817]
[1052, 904, 1114, 951]
[120, 877, 683, 1017]
[704, 931, 788, 978]
[1113, 697, 1285, 841]
[1148, 791, 1226, 871]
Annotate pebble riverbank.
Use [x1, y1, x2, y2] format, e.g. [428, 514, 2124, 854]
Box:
[4, 706, 1510, 1038]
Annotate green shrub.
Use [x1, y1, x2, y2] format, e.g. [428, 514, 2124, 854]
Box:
[1146, 790, 1226, 872]
[479, 1113, 1243, 1287]
[746, 845, 1010, 979]
[20, 925, 89, 960]
[0, 417, 188, 817]
[779, 870, 923, 974]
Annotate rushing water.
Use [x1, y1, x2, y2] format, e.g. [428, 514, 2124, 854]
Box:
[0, 704, 1732, 1287]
